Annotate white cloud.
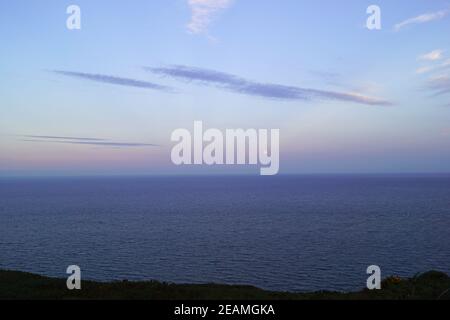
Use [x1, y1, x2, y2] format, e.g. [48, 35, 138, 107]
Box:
[415, 57, 450, 75]
[419, 49, 444, 61]
[416, 66, 434, 74]
[394, 9, 449, 31]
[186, 0, 233, 34]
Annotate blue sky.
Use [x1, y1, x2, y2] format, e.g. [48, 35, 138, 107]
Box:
[0, 0, 450, 176]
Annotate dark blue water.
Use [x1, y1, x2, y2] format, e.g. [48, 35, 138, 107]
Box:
[1, 175, 449, 292]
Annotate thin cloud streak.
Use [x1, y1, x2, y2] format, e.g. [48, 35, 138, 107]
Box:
[426, 75, 450, 95]
[21, 140, 159, 147]
[415, 59, 450, 75]
[145, 65, 392, 106]
[22, 135, 106, 141]
[19, 135, 160, 148]
[53, 70, 171, 91]
[394, 9, 449, 31]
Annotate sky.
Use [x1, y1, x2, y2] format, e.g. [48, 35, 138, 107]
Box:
[0, 0, 450, 176]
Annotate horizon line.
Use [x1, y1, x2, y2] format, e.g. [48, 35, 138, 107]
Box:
[1, 172, 450, 179]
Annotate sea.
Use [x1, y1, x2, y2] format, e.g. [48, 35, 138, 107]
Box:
[0, 174, 449, 292]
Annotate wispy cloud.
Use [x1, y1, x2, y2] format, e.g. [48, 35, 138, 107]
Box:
[186, 0, 233, 34]
[419, 50, 444, 61]
[416, 66, 434, 74]
[394, 9, 449, 31]
[416, 63, 450, 75]
[426, 75, 450, 95]
[19, 135, 159, 148]
[145, 65, 392, 106]
[22, 135, 105, 141]
[53, 70, 171, 91]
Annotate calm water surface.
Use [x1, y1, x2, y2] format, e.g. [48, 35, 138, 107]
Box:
[0, 175, 449, 291]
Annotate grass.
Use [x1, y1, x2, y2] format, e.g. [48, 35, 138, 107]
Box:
[0, 270, 449, 300]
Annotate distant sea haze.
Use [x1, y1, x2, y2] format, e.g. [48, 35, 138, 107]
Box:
[0, 174, 449, 292]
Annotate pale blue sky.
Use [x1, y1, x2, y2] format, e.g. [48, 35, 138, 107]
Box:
[1, 0, 449, 176]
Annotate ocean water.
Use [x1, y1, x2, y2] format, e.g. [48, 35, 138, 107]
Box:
[0, 175, 449, 292]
